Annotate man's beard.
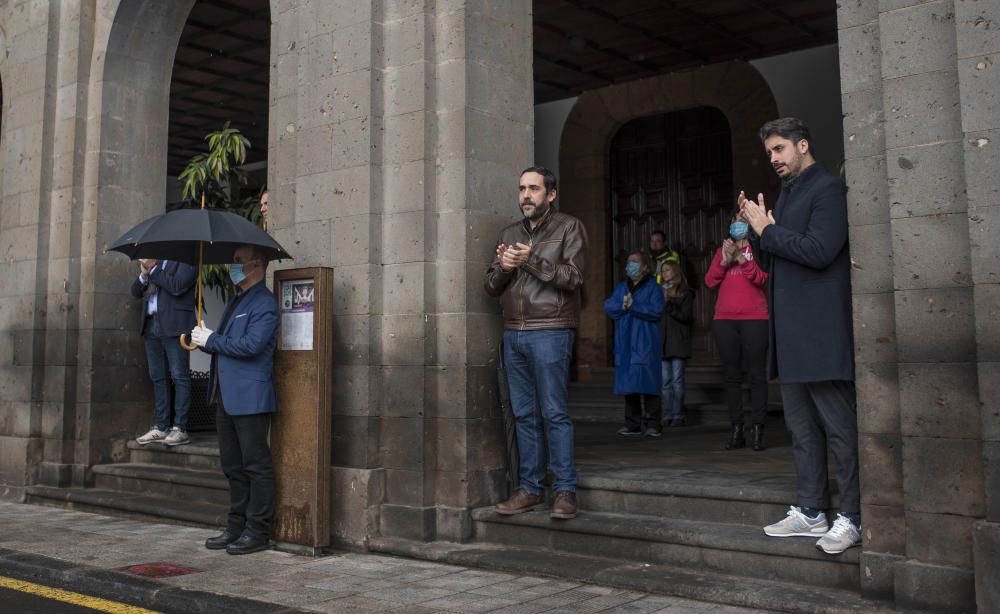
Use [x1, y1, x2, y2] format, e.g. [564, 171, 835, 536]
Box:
[778, 152, 806, 186]
[523, 200, 549, 221]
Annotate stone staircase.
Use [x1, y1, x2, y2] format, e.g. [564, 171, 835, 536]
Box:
[470, 471, 856, 591]
[401, 366, 881, 612]
[26, 433, 228, 528]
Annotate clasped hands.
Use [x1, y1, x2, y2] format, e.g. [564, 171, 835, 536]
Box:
[497, 242, 531, 272]
[190, 320, 214, 348]
[720, 239, 747, 266]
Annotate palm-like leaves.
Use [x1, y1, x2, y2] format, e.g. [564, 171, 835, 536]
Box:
[177, 122, 263, 302]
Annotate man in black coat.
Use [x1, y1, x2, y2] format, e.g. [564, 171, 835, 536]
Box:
[130, 258, 198, 447]
[740, 118, 860, 556]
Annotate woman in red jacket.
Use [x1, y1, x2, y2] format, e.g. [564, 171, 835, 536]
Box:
[704, 211, 770, 451]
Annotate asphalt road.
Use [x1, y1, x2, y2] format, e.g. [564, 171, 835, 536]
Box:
[0, 577, 155, 614]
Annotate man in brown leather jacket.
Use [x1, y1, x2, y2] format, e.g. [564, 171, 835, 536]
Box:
[485, 166, 589, 520]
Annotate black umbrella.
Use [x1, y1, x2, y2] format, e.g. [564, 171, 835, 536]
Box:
[107, 198, 293, 350]
[107, 207, 290, 265]
[496, 340, 520, 497]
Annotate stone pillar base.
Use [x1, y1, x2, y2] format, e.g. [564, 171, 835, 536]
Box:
[859, 551, 904, 600]
[894, 559, 975, 613]
[974, 521, 1000, 613]
[330, 467, 384, 548]
[35, 462, 88, 488]
[377, 504, 474, 544]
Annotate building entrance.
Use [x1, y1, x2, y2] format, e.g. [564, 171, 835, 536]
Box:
[609, 107, 733, 366]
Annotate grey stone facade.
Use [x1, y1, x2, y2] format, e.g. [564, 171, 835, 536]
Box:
[840, 0, 999, 610]
[0, 0, 997, 610]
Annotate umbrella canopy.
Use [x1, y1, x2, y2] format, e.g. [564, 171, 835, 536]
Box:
[107, 208, 291, 265]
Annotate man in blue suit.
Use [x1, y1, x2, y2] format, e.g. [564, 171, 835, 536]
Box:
[191, 244, 279, 555]
[130, 258, 197, 447]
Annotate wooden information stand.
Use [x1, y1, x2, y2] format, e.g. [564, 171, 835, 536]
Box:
[271, 267, 333, 554]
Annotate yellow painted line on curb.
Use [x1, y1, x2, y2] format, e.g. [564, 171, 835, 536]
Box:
[0, 575, 160, 613]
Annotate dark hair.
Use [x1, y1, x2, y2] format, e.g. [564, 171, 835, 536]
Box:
[659, 260, 689, 297]
[520, 166, 557, 193]
[759, 117, 812, 148]
[650, 230, 667, 242]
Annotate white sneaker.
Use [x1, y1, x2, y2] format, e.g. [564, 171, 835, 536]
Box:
[136, 427, 168, 445]
[816, 514, 861, 554]
[763, 506, 829, 537]
[163, 427, 190, 447]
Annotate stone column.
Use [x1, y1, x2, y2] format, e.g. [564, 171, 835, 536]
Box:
[880, 1, 981, 610]
[956, 0, 1000, 611]
[836, 0, 905, 600]
[0, 0, 53, 498]
[268, 0, 531, 546]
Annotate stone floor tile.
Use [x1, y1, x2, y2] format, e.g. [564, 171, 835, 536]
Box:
[304, 595, 405, 613]
[357, 585, 457, 604]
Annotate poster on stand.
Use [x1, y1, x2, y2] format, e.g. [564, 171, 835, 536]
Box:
[280, 278, 314, 350]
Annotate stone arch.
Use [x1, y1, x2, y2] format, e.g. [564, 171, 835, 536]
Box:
[96, 0, 197, 233]
[558, 60, 780, 369]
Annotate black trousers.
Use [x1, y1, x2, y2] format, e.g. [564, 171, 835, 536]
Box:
[624, 393, 661, 430]
[713, 319, 769, 425]
[216, 403, 275, 539]
[781, 381, 860, 515]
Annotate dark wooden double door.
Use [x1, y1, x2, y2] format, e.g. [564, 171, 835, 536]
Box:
[609, 107, 734, 365]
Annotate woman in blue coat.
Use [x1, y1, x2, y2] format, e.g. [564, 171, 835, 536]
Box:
[605, 250, 666, 437]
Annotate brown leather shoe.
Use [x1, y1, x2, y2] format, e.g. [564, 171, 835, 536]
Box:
[551, 490, 577, 519]
[495, 489, 544, 516]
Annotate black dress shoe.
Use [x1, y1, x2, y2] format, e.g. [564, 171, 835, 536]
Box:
[205, 529, 240, 550]
[725, 423, 746, 450]
[226, 533, 270, 555]
[751, 423, 766, 451]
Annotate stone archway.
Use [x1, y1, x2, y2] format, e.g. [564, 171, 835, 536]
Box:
[558, 60, 780, 371]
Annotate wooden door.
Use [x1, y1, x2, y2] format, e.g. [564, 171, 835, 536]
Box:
[609, 107, 733, 365]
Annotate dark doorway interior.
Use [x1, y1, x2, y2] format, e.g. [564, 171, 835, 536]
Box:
[609, 107, 733, 366]
[168, 0, 270, 177]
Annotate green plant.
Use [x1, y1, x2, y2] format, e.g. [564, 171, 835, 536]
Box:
[177, 122, 265, 303]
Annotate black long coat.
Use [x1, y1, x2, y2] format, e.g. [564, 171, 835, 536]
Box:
[759, 164, 854, 383]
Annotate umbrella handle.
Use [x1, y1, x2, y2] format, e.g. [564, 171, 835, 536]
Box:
[179, 233, 205, 353]
[179, 333, 198, 351]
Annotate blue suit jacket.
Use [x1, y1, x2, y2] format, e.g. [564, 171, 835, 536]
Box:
[204, 281, 280, 415]
[129, 260, 198, 337]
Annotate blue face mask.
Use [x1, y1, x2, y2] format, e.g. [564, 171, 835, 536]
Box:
[625, 261, 642, 279]
[229, 263, 247, 286]
[729, 221, 749, 240]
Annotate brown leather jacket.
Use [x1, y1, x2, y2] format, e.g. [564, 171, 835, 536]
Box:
[484, 210, 588, 330]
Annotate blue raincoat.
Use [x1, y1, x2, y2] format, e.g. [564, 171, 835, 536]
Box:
[604, 275, 665, 395]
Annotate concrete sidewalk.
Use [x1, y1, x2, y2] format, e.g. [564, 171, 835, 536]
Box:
[0, 501, 765, 613]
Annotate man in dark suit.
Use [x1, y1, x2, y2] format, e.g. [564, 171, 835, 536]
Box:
[191, 244, 279, 555]
[130, 258, 197, 447]
[741, 117, 860, 556]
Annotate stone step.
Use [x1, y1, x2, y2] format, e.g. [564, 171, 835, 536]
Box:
[92, 463, 229, 506]
[576, 472, 838, 526]
[570, 402, 785, 425]
[371, 537, 888, 614]
[24, 486, 227, 528]
[126, 438, 221, 472]
[470, 508, 859, 591]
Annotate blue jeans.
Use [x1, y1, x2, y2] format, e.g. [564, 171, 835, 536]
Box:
[661, 358, 686, 420]
[503, 329, 577, 495]
[143, 318, 191, 430]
